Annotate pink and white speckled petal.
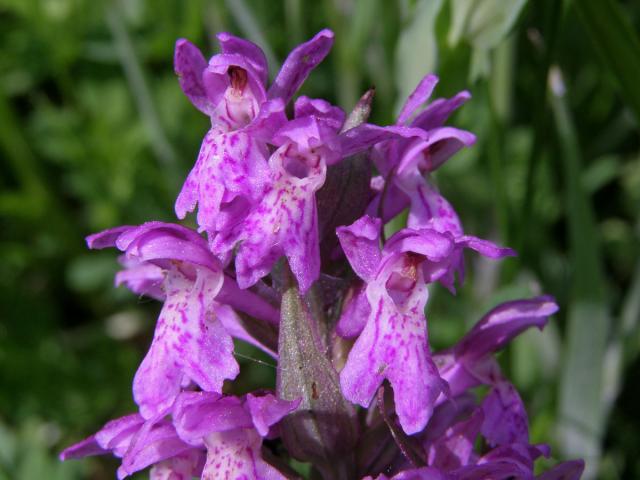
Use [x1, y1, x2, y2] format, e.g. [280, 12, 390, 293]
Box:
[340, 273, 446, 435]
[220, 141, 327, 292]
[397, 74, 439, 126]
[268, 29, 334, 104]
[201, 429, 288, 480]
[176, 129, 270, 238]
[133, 269, 238, 419]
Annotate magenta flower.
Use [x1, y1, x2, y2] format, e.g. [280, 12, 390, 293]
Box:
[211, 97, 344, 292]
[61, 29, 584, 480]
[172, 391, 299, 479]
[174, 30, 333, 243]
[59, 413, 204, 480]
[336, 215, 513, 434]
[87, 222, 277, 419]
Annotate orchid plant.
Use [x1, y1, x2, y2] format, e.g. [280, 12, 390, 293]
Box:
[61, 30, 584, 480]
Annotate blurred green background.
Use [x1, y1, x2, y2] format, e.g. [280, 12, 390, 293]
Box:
[1, 0, 639, 478]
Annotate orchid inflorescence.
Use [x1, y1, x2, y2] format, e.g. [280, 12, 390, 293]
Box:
[60, 29, 584, 480]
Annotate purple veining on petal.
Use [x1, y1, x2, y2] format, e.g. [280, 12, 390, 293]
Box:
[340, 254, 446, 434]
[173, 392, 296, 480]
[481, 382, 529, 447]
[133, 268, 237, 419]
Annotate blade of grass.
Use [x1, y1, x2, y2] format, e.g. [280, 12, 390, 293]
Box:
[550, 66, 609, 478]
[574, 0, 640, 124]
[517, 0, 561, 262]
[105, 4, 177, 169]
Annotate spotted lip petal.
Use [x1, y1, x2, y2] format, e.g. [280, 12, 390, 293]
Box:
[132, 268, 238, 419]
[214, 110, 345, 293]
[173, 391, 298, 480]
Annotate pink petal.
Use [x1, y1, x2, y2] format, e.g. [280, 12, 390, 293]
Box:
[397, 74, 439, 126]
[268, 29, 334, 103]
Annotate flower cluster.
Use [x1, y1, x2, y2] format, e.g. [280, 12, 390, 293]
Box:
[61, 30, 584, 479]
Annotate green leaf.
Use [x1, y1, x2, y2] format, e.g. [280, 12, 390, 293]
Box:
[574, 0, 640, 124]
[448, 0, 527, 80]
[550, 67, 610, 475]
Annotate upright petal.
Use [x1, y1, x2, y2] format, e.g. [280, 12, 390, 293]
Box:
[268, 29, 335, 103]
[294, 96, 345, 130]
[411, 91, 471, 131]
[174, 39, 214, 115]
[175, 129, 271, 237]
[216, 32, 268, 86]
[397, 74, 439, 126]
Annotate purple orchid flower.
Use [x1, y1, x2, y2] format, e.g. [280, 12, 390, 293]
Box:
[211, 97, 344, 292]
[87, 222, 278, 419]
[172, 391, 300, 479]
[59, 413, 204, 480]
[359, 76, 476, 289]
[61, 28, 585, 480]
[174, 30, 334, 243]
[336, 215, 513, 434]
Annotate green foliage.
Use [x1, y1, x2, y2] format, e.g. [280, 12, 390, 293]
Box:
[1, 0, 639, 478]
